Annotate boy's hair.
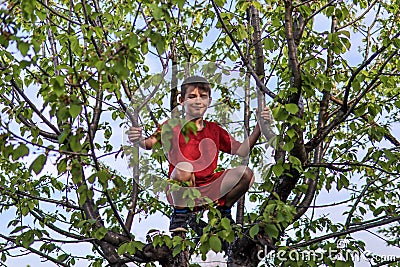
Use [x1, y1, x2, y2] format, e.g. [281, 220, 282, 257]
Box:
[181, 75, 211, 98]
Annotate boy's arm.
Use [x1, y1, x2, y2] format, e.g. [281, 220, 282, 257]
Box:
[128, 127, 158, 150]
[234, 124, 261, 157]
[234, 107, 273, 157]
[141, 135, 158, 150]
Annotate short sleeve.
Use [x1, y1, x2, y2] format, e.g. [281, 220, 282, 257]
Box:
[153, 122, 164, 141]
[218, 124, 241, 155]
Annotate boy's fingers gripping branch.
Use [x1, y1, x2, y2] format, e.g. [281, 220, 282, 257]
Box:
[128, 127, 143, 143]
[260, 106, 272, 124]
[256, 106, 273, 125]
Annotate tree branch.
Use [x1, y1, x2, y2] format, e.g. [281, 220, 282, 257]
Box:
[293, 15, 337, 218]
[0, 95, 58, 141]
[306, 162, 400, 176]
[299, 0, 336, 37]
[348, 51, 398, 112]
[45, 0, 61, 76]
[103, 190, 133, 239]
[30, 209, 88, 240]
[336, 0, 379, 31]
[89, 74, 103, 138]
[36, 0, 81, 25]
[344, 176, 376, 229]
[0, 123, 89, 156]
[10, 80, 60, 135]
[329, 94, 400, 147]
[211, 0, 277, 99]
[290, 215, 400, 248]
[0, 233, 69, 267]
[284, 0, 301, 91]
[305, 39, 400, 153]
[342, 33, 400, 111]
[0, 185, 82, 210]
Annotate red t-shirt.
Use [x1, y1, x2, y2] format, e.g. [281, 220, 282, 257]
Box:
[159, 120, 241, 185]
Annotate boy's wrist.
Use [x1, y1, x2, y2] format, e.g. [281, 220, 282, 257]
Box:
[138, 138, 146, 148]
[131, 137, 145, 147]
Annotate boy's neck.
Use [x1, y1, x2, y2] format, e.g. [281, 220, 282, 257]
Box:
[185, 116, 205, 131]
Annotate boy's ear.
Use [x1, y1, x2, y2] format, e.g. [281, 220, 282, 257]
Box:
[179, 96, 184, 105]
[208, 97, 212, 106]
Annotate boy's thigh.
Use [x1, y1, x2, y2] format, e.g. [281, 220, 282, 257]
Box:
[170, 162, 195, 185]
[219, 166, 250, 196]
[197, 166, 247, 202]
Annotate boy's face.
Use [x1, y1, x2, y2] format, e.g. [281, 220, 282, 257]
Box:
[179, 86, 211, 119]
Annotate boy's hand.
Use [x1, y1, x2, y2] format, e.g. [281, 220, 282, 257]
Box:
[260, 106, 273, 124]
[128, 127, 143, 143]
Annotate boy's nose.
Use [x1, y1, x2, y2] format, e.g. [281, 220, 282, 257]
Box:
[194, 97, 202, 103]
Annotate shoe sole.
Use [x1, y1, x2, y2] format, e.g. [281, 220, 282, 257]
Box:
[169, 227, 188, 233]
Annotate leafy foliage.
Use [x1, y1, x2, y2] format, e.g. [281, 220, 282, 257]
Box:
[0, 0, 400, 266]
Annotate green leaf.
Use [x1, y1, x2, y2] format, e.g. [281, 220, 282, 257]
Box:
[334, 260, 352, 267]
[69, 103, 82, 118]
[21, 0, 36, 21]
[272, 106, 289, 121]
[77, 185, 88, 206]
[221, 218, 231, 229]
[57, 254, 68, 262]
[58, 129, 70, 144]
[175, 0, 185, 8]
[284, 103, 299, 114]
[97, 171, 110, 186]
[117, 242, 129, 255]
[69, 135, 82, 152]
[153, 5, 163, 20]
[209, 235, 222, 252]
[214, 0, 226, 7]
[71, 161, 83, 183]
[393, 38, 400, 48]
[18, 41, 30, 56]
[264, 38, 274, 50]
[94, 227, 108, 240]
[282, 141, 294, 152]
[141, 40, 149, 54]
[12, 144, 29, 160]
[249, 224, 259, 239]
[272, 163, 284, 177]
[236, 25, 247, 40]
[29, 154, 47, 174]
[21, 231, 34, 248]
[52, 76, 65, 97]
[264, 224, 279, 238]
[172, 245, 182, 257]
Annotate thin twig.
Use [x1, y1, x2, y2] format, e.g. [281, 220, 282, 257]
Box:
[211, 0, 276, 99]
[336, 0, 379, 31]
[290, 215, 400, 248]
[10, 80, 60, 135]
[36, 0, 81, 25]
[0, 233, 69, 267]
[0, 185, 81, 210]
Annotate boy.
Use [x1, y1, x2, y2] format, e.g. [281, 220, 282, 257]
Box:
[128, 75, 272, 232]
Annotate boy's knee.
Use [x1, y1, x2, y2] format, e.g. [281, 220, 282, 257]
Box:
[239, 166, 254, 186]
[171, 162, 194, 183]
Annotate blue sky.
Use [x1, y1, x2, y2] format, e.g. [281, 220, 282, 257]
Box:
[2, 2, 400, 266]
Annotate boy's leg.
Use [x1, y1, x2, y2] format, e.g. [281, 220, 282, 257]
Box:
[169, 162, 195, 207]
[169, 162, 195, 232]
[170, 162, 195, 186]
[220, 165, 254, 208]
[214, 166, 254, 224]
